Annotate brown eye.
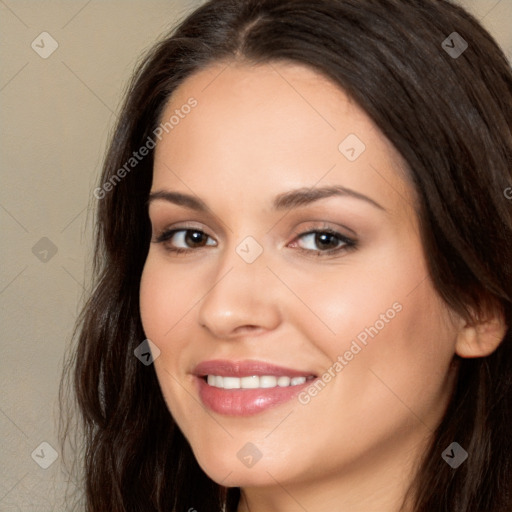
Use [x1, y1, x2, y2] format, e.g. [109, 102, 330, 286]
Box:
[183, 230, 209, 247]
[292, 229, 356, 255]
[313, 232, 342, 251]
[154, 228, 217, 252]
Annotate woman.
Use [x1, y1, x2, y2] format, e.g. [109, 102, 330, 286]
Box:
[59, 0, 512, 510]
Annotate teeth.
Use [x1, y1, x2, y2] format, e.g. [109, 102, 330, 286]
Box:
[241, 376, 259, 389]
[223, 377, 241, 389]
[277, 376, 291, 387]
[205, 375, 311, 389]
[260, 376, 277, 388]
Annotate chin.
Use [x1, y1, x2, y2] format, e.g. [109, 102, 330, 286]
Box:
[190, 444, 293, 487]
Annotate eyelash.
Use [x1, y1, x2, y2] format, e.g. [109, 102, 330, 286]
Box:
[153, 225, 357, 258]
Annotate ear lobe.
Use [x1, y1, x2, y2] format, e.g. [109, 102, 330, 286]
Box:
[455, 309, 508, 358]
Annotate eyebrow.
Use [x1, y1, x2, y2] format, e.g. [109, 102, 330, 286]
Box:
[148, 185, 386, 212]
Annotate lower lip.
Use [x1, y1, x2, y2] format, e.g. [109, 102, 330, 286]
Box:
[196, 376, 314, 416]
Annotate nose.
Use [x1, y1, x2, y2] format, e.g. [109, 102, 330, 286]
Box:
[196, 245, 282, 339]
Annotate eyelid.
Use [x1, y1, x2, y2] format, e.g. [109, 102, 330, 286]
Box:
[152, 220, 210, 238]
[290, 221, 355, 239]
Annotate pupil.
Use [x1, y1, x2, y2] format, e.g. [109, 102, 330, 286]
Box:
[316, 233, 336, 250]
[186, 230, 205, 247]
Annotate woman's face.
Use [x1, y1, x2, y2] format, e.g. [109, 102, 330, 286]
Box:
[140, 61, 462, 498]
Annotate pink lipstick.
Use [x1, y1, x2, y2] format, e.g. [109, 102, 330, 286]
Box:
[193, 359, 317, 416]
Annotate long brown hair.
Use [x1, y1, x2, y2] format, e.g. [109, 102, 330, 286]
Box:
[59, 1, 512, 510]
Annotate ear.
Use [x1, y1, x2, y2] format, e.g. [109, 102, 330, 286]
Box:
[455, 305, 508, 358]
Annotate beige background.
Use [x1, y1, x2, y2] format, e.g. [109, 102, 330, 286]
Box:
[1, 0, 511, 509]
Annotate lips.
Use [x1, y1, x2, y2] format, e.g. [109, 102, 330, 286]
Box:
[193, 359, 318, 416]
[193, 359, 316, 378]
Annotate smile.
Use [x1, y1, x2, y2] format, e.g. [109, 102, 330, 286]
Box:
[193, 359, 318, 416]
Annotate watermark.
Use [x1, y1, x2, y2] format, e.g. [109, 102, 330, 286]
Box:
[236, 236, 263, 263]
[31, 32, 59, 59]
[93, 97, 198, 200]
[441, 442, 468, 469]
[237, 442, 263, 468]
[32, 237, 58, 263]
[338, 133, 366, 161]
[441, 32, 468, 59]
[504, 187, 512, 200]
[298, 301, 403, 405]
[134, 339, 161, 365]
[31, 441, 58, 469]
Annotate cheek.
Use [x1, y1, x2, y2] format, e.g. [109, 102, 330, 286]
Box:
[139, 256, 196, 342]
[282, 250, 419, 360]
[139, 257, 200, 425]
[367, 280, 457, 389]
[316, 274, 457, 434]
[294, 240, 457, 419]
[286, 276, 457, 475]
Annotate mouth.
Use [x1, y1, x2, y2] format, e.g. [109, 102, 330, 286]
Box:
[193, 359, 318, 416]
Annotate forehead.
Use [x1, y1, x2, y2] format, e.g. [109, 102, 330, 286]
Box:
[157, 61, 367, 156]
[152, 61, 413, 216]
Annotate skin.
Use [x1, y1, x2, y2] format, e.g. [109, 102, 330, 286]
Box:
[139, 61, 506, 512]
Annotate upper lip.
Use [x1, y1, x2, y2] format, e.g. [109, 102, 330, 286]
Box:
[193, 359, 317, 378]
